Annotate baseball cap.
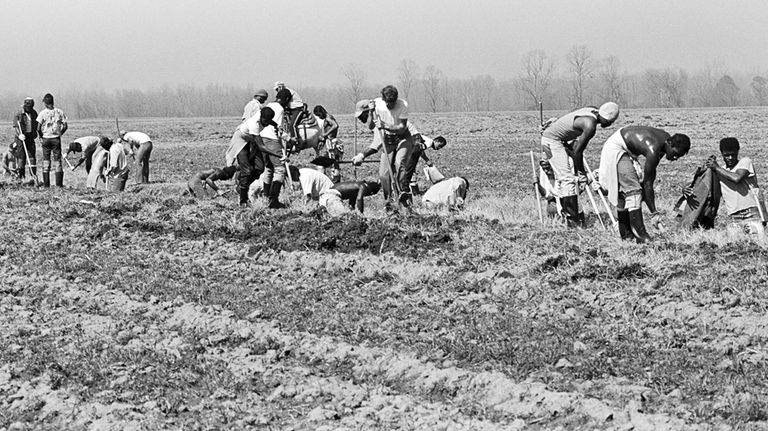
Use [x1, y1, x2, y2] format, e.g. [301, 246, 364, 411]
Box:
[354, 100, 370, 118]
[254, 89, 268, 98]
[274, 81, 284, 90]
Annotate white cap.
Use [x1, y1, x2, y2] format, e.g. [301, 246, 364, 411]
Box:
[598, 102, 619, 122]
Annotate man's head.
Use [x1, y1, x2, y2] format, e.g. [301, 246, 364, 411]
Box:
[597, 102, 619, 127]
[313, 105, 327, 119]
[68, 141, 82, 155]
[254, 89, 268, 103]
[22, 97, 34, 111]
[665, 133, 691, 161]
[354, 100, 370, 123]
[433, 136, 447, 150]
[42, 93, 54, 108]
[260, 106, 276, 127]
[381, 85, 399, 109]
[99, 136, 114, 151]
[719, 137, 740, 169]
[362, 180, 381, 196]
[275, 88, 293, 107]
[274, 81, 285, 91]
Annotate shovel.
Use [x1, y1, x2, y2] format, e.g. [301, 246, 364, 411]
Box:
[310, 155, 377, 167]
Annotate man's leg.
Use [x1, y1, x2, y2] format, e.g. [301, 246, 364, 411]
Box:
[379, 149, 394, 210]
[260, 138, 286, 209]
[51, 138, 64, 187]
[139, 142, 153, 183]
[236, 147, 256, 206]
[41, 138, 52, 187]
[549, 141, 579, 225]
[25, 137, 37, 176]
[617, 154, 649, 242]
[615, 194, 633, 240]
[16, 139, 26, 179]
[402, 145, 423, 196]
[394, 137, 414, 207]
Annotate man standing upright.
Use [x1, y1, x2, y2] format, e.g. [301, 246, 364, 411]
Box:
[13, 97, 38, 183]
[258, 90, 292, 208]
[36, 93, 68, 187]
[541, 102, 619, 226]
[351, 85, 414, 212]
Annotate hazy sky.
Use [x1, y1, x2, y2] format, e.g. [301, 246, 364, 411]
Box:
[3, 0, 768, 94]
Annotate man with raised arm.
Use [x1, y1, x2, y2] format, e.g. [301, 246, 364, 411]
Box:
[597, 126, 691, 243]
[541, 102, 619, 226]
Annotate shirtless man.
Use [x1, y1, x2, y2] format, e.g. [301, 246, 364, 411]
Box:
[319, 180, 381, 216]
[187, 165, 238, 198]
[541, 102, 619, 226]
[597, 126, 690, 243]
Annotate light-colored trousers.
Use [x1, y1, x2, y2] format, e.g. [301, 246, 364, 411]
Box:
[379, 136, 413, 201]
[541, 136, 577, 198]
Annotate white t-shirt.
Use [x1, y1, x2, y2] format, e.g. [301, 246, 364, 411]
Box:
[37, 107, 68, 138]
[423, 177, 468, 206]
[370, 97, 409, 149]
[122, 132, 151, 145]
[239, 113, 264, 136]
[298, 168, 333, 200]
[74, 136, 101, 151]
[259, 102, 285, 140]
[242, 99, 262, 120]
[720, 157, 760, 215]
[108, 143, 130, 176]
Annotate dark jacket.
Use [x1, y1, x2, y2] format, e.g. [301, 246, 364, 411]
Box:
[13, 109, 38, 139]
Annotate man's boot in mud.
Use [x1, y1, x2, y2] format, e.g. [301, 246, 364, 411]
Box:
[55, 172, 64, 187]
[268, 181, 286, 209]
[560, 196, 581, 228]
[42, 172, 50, 188]
[398, 191, 413, 213]
[617, 209, 634, 240]
[262, 182, 271, 199]
[239, 187, 250, 207]
[628, 209, 652, 243]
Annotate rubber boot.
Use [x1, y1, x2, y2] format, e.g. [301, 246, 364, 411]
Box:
[628, 209, 652, 243]
[262, 182, 271, 199]
[239, 187, 250, 207]
[42, 172, 50, 188]
[560, 196, 581, 228]
[268, 181, 286, 209]
[617, 210, 633, 240]
[55, 172, 63, 187]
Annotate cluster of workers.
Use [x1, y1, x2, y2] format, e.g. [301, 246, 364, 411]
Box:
[536, 102, 766, 242]
[4, 83, 470, 215]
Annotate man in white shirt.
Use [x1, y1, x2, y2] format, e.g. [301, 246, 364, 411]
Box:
[351, 85, 414, 212]
[36, 93, 68, 187]
[258, 89, 292, 209]
[67, 136, 102, 173]
[422, 177, 470, 209]
[101, 137, 131, 192]
[242, 89, 268, 121]
[119, 131, 152, 183]
[287, 166, 334, 203]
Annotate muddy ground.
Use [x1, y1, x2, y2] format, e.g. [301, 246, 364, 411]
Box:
[2, 108, 768, 430]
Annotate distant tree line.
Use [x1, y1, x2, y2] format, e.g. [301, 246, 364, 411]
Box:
[2, 45, 768, 120]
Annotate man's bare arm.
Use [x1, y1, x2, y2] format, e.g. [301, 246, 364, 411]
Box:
[642, 157, 660, 213]
[570, 117, 597, 174]
[355, 186, 366, 213]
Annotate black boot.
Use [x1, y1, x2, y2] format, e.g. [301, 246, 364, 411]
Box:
[262, 182, 271, 198]
[628, 209, 652, 243]
[55, 172, 63, 187]
[268, 181, 286, 209]
[617, 210, 633, 240]
[560, 196, 581, 227]
[42, 172, 50, 187]
[239, 187, 250, 207]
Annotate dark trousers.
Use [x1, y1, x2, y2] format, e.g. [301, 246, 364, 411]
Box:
[237, 138, 265, 196]
[41, 137, 63, 173]
[16, 136, 36, 177]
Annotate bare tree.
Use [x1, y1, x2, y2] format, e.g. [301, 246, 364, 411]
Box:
[397, 59, 420, 101]
[598, 55, 624, 104]
[643, 68, 688, 108]
[566, 45, 594, 106]
[751, 76, 768, 105]
[517, 49, 554, 109]
[423, 65, 443, 113]
[341, 63, 367, 107]
[712, 75, 740, 106]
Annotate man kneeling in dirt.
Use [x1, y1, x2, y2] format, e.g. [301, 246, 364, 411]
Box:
[319, 180, 381, 216]
[287, 166, 334, 203]
[690, 137, 766, 239]
[100, 137, 130, 192]
[187, 166, 238, 198]
[597, 126, 690, 243]
[422, 177, 470, 210]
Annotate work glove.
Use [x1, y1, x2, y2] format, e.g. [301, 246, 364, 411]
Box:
[352, 153, 365, 166]
[18, 134, 25, 141]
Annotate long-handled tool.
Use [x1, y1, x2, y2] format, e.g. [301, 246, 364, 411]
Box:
[104, 151, 111, 191]
[583, 178, 606, 230]
[353, 114, 358, 179]
[17, 121, 39, 187]
[530, 150, 544, 224]
[584, 159, 617, 230]
[310, 155, 377, 167]
[282, 148, 294, 192]
[749, 164, 766, 223]
[373, 110, 402, 199]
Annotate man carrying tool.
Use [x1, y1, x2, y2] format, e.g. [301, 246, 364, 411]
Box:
[13, 97, 38, 184]
[540, 102, 619, 226]
[100, 137, 131, 191]
[242, 89, 269, 121]
[351, 85, 414, 212]
[319, 180, 381, 216]
[287, 165, 334, 203]
[119, 131, 152, 183]
[596, 126, 690, 243]
[36, 93, 68, 188]
[258, 89, 293, 208]
[225, 106, 277, 206]
[691, 137, 765, 239]
[187, 165, 238, 198]
[67, 136, 102, 173]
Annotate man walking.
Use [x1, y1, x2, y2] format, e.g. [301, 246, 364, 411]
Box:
[36, 93, 68, 187]
[13, 97, 38, 183]
[597, 126, 690, 242]
[541, 102, 619, 226]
